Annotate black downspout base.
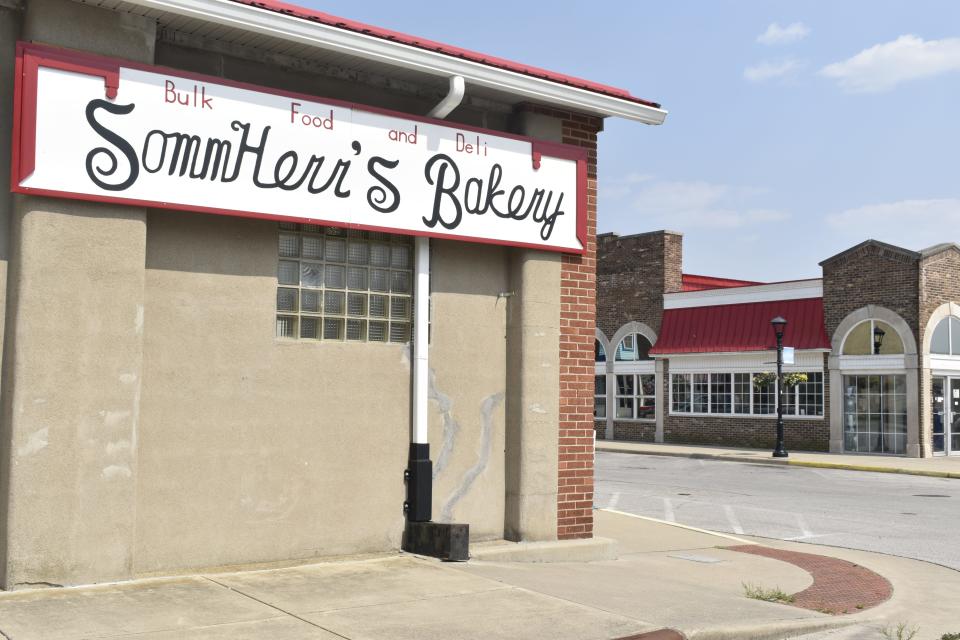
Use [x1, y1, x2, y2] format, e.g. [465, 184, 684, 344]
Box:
[402, 521, 470, 562]
[402, 442, 470, 561]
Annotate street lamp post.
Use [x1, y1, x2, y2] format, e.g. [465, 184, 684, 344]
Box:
[771, 316, 789, 458]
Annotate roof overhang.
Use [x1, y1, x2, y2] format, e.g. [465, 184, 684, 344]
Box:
[120, 0, 667, 125]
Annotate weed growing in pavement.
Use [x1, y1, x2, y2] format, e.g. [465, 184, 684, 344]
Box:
[881, 622, 919, 640]
[741, 582, 795, 604]
[940, 634, 960, 640]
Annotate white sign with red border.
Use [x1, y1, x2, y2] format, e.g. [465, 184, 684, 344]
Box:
[11, 43, 587, 254]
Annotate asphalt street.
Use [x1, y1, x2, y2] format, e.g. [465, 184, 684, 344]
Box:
[595, 451, 960, 570]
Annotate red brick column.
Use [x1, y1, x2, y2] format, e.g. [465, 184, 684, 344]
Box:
[558, 114, 601, 540]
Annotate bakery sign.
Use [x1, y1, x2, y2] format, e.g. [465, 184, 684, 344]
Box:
[11, 43, 587, 253]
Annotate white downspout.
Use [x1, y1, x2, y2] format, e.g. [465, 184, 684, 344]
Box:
[405, 76, 465, 523]
[427, 75, 465, 119]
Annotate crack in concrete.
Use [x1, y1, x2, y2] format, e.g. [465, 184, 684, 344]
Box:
[201, 576, 352, 639]
[429, 369, 459, 480]
[14, 581, 63, 589]
[440, 392, 505, 522]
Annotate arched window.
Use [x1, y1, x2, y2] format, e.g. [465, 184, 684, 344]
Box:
[930, 316, 960, 355]
[595, 340, 606, 362]
[615, 333, 653, 361]
[841, 320, 904, 356]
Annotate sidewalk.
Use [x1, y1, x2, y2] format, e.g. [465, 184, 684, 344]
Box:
[0, 510, 958, 639]
[596, 440, 960, 479]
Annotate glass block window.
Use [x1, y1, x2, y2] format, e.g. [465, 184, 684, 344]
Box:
[594, 375, 607, 419]
[276, 224, 413, 343]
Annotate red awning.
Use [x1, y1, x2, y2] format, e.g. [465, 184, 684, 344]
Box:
[649, 298, 831, 355]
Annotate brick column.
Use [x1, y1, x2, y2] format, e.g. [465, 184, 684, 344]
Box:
[558, 114, 601, 540]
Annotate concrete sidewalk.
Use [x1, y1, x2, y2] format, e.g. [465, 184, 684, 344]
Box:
[597, 440, 960, 479]
[0, 510, 957, 639]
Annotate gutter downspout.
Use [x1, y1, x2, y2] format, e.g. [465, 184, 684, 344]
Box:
[403, 76, 468, 560]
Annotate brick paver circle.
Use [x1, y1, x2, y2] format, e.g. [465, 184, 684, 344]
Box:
[725, 544, 893, 615]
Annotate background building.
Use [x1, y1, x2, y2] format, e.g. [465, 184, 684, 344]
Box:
[596, 232, 960, 459]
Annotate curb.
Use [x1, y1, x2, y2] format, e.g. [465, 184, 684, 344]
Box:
[469, 536, 617, 563]
[684, 618, 857, 640]
[596, 446, 960, 479]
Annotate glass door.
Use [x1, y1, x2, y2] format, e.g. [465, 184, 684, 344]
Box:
[951, 379, 960, 455]
[933, 377, 945, 454]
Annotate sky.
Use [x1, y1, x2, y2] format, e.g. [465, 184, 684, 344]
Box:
[301, 1, 960, 281]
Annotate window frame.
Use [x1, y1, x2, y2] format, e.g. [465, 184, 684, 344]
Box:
[930, 316, 960, 356]
[614, 373, 657, 421]
[841, 319, 905, 356]
[276, 223, 414, 343]
[669, 371, 824, 419]
[594, 374, 607, 420]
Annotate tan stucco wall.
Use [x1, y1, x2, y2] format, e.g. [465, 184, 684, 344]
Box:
[428, 240, 507, 539]
[504, 250, 562, 541]
[0, 0, 564, 586]
[0, 6, 22, 589]
[136, 211, 410, 573]
[2, 196, 147, 587]
[0, 0, 153, 589]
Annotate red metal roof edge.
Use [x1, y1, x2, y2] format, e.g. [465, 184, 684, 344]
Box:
[649, 297, 832, 355]
[229, 0, 661, 109]
[681, 273, 764, 291]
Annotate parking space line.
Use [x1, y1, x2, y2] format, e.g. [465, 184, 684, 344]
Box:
[723, 505, 745, 535]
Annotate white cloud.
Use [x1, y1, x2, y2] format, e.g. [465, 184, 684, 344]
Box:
[757, 22, 811, 45]
[826, 198, 960, 248]
[606, 178, 789, 230]
[744, 59, 804, 82]
[599, 173, 654, 200]
[820, 35, 960, 93]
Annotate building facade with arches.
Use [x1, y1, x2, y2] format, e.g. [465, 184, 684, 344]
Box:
[597, 232, 960, 459]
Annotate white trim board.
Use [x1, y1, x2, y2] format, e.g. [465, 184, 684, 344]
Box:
[664, 279, 822, 309]
[666, 351, 824, 373]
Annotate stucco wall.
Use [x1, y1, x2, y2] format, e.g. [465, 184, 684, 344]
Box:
[428, 241, 508, 540]
[0, 0, 576, 585]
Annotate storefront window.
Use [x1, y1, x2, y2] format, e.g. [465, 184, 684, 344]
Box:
[671, 374, 691, 413]
[843, 375, 907, 454]
[842, 320, 904, 355]
[615, 333, 653, 361]
[594, 375, 606, 419]
[595, 340, 606, 362]
[930, 317, 960, 355]
[752, 378, 775, 414]
[277, 224, 413, 342]
[669, 371, 823, 417]
[710, 373, 731, 413]
[615, 374, 656, 420]
[785, 372, 824, 417]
